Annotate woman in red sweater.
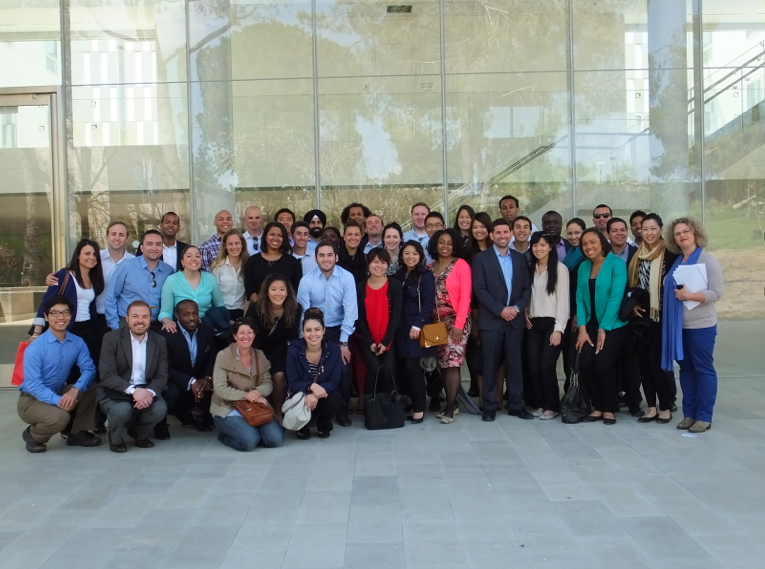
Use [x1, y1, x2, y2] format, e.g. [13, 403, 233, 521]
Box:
[355, 249, 403, 399]
[427, 228, 472, 424]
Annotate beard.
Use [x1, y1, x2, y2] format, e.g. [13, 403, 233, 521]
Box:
[309, 227, 323, 238]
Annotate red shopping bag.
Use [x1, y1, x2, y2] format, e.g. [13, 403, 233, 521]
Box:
[11, 341, 28, 386]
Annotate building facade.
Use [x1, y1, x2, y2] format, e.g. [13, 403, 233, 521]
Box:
[0, 0, 763, 324]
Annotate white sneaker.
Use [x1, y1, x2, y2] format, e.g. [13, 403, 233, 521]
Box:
[540, 411, 559, 420]
[532, 408, 544, 417]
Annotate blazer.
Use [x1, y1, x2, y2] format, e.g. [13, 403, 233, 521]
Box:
[441, 258, 473, 330]
[355, 278, 402, 349]
[33, 268, 99, 332]
[576, 252, 628, 332]
[159, 323, 217, 393]
[99, 327, 169, 396]
[210, 344, 272, 418]
[392, 266, 437, 359]
[472, 247, 531, 331]
[286, 339, 342, 395]
[137, 240, 189, 272]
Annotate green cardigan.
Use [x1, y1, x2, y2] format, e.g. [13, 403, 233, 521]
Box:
[576, 252, 628, 332]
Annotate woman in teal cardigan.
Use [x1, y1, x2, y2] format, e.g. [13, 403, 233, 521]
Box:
[574, 229, 629, 425]
[159, 246, 225, 333]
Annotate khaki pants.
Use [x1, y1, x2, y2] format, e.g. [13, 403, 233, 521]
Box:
[17, 385, 97, 443]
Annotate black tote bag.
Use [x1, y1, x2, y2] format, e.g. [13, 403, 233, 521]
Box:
[560, 351, 591, 424]
[364, 365, 406, 430]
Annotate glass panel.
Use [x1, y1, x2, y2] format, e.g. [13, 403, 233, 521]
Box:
[701, 1, 765, 320]
[318, 75, 444, 228]
[0, 1, 61, 87]
[445, 72, 571, 225]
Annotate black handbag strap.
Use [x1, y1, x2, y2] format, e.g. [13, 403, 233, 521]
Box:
[570, 351, 581, 389]
[369, 364, 400, 399]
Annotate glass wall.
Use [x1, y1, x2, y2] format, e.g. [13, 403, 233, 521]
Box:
[0, 0, 763, 321]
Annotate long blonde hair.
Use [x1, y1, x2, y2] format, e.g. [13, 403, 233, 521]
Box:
[211, 228, 249, 275]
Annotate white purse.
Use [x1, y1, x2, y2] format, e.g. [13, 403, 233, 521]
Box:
[281, 392, 311, 431]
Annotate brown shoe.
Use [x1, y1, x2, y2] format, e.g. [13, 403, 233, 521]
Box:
[66, 431, 102, 448]
[109, 438, 127, 453]
[688, 420, 711, 433]
[134, 438, 155, 449]
[676, 417, 696, 430]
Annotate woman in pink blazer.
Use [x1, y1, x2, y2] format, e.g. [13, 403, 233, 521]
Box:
[427, 228, 472, 424]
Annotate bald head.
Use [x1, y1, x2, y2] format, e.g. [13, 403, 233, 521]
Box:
[213, 210, 233, 236]
[243, 206, 263, 235]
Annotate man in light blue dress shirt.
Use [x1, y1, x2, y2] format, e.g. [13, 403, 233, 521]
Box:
[105, 230, 173, 331]
[297, 241, 358, 427]
[18, 296, 101, 453]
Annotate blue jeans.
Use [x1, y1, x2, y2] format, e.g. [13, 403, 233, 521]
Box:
[213, 414, 284, 452]
[678, 326, 718, 423]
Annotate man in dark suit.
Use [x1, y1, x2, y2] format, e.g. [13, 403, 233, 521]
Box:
[137, 212, 189, 272]
[98, 300, 169, 453]
[473, 219, 532, 422]
[157, 300, 217, 436]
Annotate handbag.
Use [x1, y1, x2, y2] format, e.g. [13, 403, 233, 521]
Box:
[416, 274, 449, 349]
[11, 341, 29, 386]
[560, 351, 592, 424]
[231, 350, 275, 427]
[281, 355, 322, 431]
[363, 365, 406, 430]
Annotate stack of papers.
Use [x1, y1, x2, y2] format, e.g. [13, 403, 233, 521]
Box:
[672, 263, 708, 310]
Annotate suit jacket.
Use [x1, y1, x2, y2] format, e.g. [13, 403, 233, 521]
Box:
[99, 327, 169, 395]
[626, 243, 638, 267]
[137, 240, 189, 271]
[472, 247, 531, 331]
[159, 323, 217, 393]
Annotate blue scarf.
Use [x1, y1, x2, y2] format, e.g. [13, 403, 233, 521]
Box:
[563, 246, 583, 271]
[661, 247, 703, 371]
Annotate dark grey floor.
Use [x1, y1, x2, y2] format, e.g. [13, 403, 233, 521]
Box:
[1, 371, 765, 569]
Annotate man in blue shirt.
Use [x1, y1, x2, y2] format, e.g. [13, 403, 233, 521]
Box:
[105, 230, 173, 331]
[17, 296, 101, 453]
[297, 241, 358, 427]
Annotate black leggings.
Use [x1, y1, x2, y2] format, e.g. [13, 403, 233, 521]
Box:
[312, 391, 342, 431]
[579, 324, 628, 414]
[526, 317, 563, 412]
[636, 321, 674, 411]
[399, 357, 426, 414]
[358, 344, 398, 395]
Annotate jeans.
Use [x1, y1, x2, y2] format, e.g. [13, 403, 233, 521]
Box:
[677, 326, 718, 423]
[213, 414, 284, 452]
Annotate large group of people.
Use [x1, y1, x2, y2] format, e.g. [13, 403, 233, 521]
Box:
[16, 198, 724, 454]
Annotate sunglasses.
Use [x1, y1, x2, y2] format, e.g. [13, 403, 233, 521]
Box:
[593, 213, 611, 219]
[150, 271, 157, 288]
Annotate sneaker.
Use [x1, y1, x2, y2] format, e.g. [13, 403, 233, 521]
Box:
[540, 411, 559, 421]
[66, 431, 102, 448]
[532, 408, 544, 417]
[22, 427, 46, 453]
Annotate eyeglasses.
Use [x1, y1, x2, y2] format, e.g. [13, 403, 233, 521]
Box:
[150, 271, 157, 288]
[426, 223, 444, 229]
[593, 213, 611, 220]
[49, 310, 71, 318]
[674, 229, 693, 238]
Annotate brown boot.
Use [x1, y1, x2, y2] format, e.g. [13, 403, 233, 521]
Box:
[688, 420, 711, 433]
[676, 417, 695, 430]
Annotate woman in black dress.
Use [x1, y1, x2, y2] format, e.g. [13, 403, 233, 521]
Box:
[244, 222, 302, 303]
[245, 273, 302, 421]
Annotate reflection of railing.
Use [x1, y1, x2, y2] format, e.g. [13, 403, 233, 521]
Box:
[688, 44, 765, 114]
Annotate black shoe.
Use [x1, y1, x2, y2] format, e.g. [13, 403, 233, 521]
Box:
[154, 424, 171, 440]
[134, 437, 155, 449]
[429, 398, 442, 412]
[22, 428, 46, 453]
[637, 413, 657, 423]
[410, 416, 424, 425]
[66, 431, 102, 447]
[603, 416, 617, 425]
[583, 414, 603, 422]
[109, 437, 127, 453]
[629, 403, 645, 418]
[93, 420, 107, 435]
[191, 416, 213, 433]
[670, 403, 678, 413]
[336, 413, 352, 427]
[467, 388, 479, 398]
[482, 410, 496, 422]
[296, 426, 311, 440]
[656, 413, 673, 424]
[507, 408, 534, 420]
[317, 429, 331, 439]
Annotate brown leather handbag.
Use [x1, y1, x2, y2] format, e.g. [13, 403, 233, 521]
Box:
[416, 274, 449, 348]
[231, 351, 275, 427]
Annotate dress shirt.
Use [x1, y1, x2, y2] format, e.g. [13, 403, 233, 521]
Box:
[402, 229, 429, 249]
[199, 234, 222, 272]
[553, 238, 567, 263]
[306, 239, 317, 252]
[244, 230, 263, 256]
[128, 333, 149, 393]
[293, 250, 318, 276]
[211, 258, 245, 310]
[163, 242, 178, 271]
[528, 262, 570, 332]
[613, 246, 630, 263]
[495, 245, 514, 305]
[158, 271, 225, 321]
[104, 256, 174, 329]
[20, 330, 96, 406]
[297, 265, 358, 342]
[363, 239, 383, 254]
[180, 326, 198, 391]
[96, 248, 134, 314]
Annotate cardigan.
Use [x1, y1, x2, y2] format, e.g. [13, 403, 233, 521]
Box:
[355, 278, 403, 349]
[158, 271, 225, 321]
[210, 344, 272, 418]
[528, 262, 570, 333]
[33, 268, 99, 332]
[576, 253, 628, 332]
[285, 339, 342, 395]
[443, 258, 472, 330]
[392, 267, 437, 359]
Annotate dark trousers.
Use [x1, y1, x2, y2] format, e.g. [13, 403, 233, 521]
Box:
[358, 344, 397, 395]
[678, 326, 718, 422]
[163, 381, 212, 422]
[526, 317, 563, 412]
[466, 334, 483, 392]
[618, 332, 642, 406]
[96, 388, 167, 442]
[324, 326, 351, 416]
[481, 325, 524, 412]
[66, 320, 104, 385]
[579, 324, 628, 414]
[636, 321, 673, 411]
[562, 317, 576, 389]
[313, 391, 343, 430]
[399, 357, 426, 414]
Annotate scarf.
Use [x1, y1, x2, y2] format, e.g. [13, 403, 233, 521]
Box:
[563, 246, 583, 271]
[661, 246, 703, 371]
[628, 241, 665, 322]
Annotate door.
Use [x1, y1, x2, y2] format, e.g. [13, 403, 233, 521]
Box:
[0, 92, 59, 378]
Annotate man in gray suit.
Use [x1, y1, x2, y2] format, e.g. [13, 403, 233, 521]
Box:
[472, 218, 532, 422]
[98, 300, 168, 453]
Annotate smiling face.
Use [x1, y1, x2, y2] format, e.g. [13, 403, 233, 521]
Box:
[142, 233, 164, 261]
[368, 256, 388, 278]
[78, 244, 98, 271]
[500, 198, 519, 222]
[316, 244, 338, 272]
[608, 221, 628, 248]
[293, 226, 310, 249]
[303, 319, 324, 347]
[436, 233, 454, 260]
[127, 304, 151, 336]
[106, 223, 129, 251]
[384, 228, 401, 252]
[343, 226, 362, 250]
[425, 217, 444, 238]
[457, 209, 472, 232]
[243, 207, 262, 234]
[276, 212, 294, 233]
[322, 229, 339, 244]
[234, 323, 255, 350]
[492, 223, 512, 249]
[411, 205, 429, 230]
[225, 234, 243, 258]
[472, 220, 489, 242]
[581, 231, 603, 260]
[267, 280, 288, 307]
[566, 223, 583, 247]
[631, 216, 644, 240]
[161, 214, 179, 239]
[592, 206, 611, 232]
[513, 220, 531, 243]
[214, 210, 234, 235]
[641, 219, 662, 248]
[349, 207, 366, 226]
[532, 238, 552, 261]
[265, 226, 283, 254]
[45, 302, 72, 333]
[182, 247, 202, 271]
[176, 302, 199, 333]
[365, 216, 383, 240]
[402, 244, 421, 269]
[673, 222, 696, 250]
[542, 213, 562, 239]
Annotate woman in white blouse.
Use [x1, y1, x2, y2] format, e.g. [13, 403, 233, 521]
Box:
[210, 229, 250, 320]
[525, 232, 570, 420]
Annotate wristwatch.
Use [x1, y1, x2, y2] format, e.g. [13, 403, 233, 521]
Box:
[339, 342, 348, 347]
